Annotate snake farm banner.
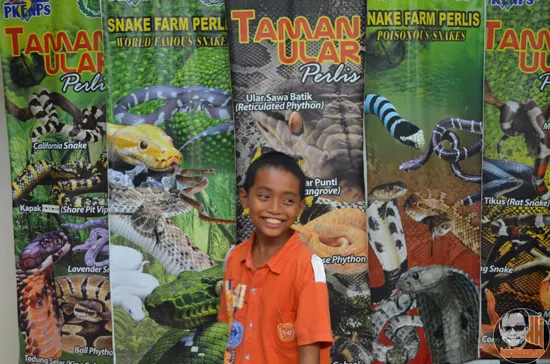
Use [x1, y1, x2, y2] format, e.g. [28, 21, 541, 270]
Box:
[101, 0, 235, 363]
[225, 0, 370, 362]
[0, 0, 112, 364]
[480, 1, 550, 361]
[364, 1, 485, 363]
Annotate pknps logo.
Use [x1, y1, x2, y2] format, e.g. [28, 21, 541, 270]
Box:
[3, 0, 51, 22]
[490, 0, 535, 11]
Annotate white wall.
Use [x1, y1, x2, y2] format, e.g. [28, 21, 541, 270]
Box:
[0, 67, 21, 363]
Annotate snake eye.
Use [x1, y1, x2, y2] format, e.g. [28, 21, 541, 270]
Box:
[140, 141, 147, 149]
[412, 272, 420, 280]
[215, 281, 222, 296]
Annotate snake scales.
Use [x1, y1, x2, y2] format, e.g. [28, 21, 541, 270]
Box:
[396, 265, 480, 364]
[367, 180, 481, 364]
[107, 121, 236, 275]
[404, 190, 480, 256]
[12, 152, 108, 215]
[16, 231, 112, 359]
[291, 209, 373, 363]
[481, 201, 550, 317]
[62, 220, 109, 267]
[5, 89, 106, 147]
[109, 173, 234, 275]
[228, 0, 369, 205]
[139, 264, 229, 363]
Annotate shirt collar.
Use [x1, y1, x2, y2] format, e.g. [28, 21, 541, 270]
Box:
[240, 231, 300, 274]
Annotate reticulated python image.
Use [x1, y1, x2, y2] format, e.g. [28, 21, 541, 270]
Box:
[228, 0, 368, 206]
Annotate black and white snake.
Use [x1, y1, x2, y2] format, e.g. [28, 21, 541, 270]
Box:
[399, 118, 483, 180]
[364, 94, 425, 150]
[111, 85, 235, 151]
[6, 89, 106, 148]
[113, 85, 233, 125]
[367, 181, 409, 304]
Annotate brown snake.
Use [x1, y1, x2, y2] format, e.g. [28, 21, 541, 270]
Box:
[109, 169, 235, 275]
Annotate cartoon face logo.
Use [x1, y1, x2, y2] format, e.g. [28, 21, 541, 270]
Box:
[493, 308, 550, 363]
[499, 310, 530, 347]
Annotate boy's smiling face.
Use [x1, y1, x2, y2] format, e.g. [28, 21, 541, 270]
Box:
[240, 167, 305, 241]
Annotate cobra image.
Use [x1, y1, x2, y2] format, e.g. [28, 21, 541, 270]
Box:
[101, 0, 236, 362]
[14, 217, 113, 363]
[364, 0, 485, 363]
[479, 1, 550, 361]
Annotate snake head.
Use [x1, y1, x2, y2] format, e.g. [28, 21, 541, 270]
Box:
[396, 265, 447, 293]
[368, 181, 408, 203]
[144, 265, 223, 329]
[110, 124, 183, 172]
[17, 231, 71, 273]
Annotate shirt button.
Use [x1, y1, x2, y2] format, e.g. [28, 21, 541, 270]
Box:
[245, 354, 250, 360]
[251, 288, 256, 294]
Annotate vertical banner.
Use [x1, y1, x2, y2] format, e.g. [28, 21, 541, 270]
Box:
[480, 1, 550, 361]
[101, 0, 236, 363]
[226, 1, 371, 363]
[364, 1, 484, 363]
[0, 1, 112, 364]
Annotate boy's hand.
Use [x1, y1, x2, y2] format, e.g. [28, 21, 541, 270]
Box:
[299, 343, 320, 364]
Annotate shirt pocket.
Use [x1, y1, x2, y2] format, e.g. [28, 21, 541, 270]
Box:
[274, 310, 299, 353]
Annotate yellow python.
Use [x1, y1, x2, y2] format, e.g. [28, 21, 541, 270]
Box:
[292, 208, 368, 275]
[107, 124, 183, 172]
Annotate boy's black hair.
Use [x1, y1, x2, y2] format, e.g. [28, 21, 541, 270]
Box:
[243, 151, 306, 199]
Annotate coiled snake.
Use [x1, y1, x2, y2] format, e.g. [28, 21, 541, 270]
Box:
[12, 152, 108, 215]
[109, 173, 235, 275]
[140, 264, 228, 363]
[291, 209, 373, 362]
[107, 121, 236, 276]
[62, 220, 109, 268]
[16, 231, 112, 359]
[5, 88, 106, 148]
[113, 86, 232, 126]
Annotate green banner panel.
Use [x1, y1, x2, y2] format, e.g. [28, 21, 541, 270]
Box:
[364, 1, 485, 363]
[101, 0, 236, 363]
[0, 0, 111, 363]
[480, 1, 550, 361]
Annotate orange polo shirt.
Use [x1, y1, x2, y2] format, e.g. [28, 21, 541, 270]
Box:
[218, 231, 333, 364]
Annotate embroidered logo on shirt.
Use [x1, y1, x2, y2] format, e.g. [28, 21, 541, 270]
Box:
[228, 320, 244, 348]
[277, 323, 296, 342]
[225, 280, 247, 309]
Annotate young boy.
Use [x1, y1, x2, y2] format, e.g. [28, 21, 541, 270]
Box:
[218, 151, 333, 364]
